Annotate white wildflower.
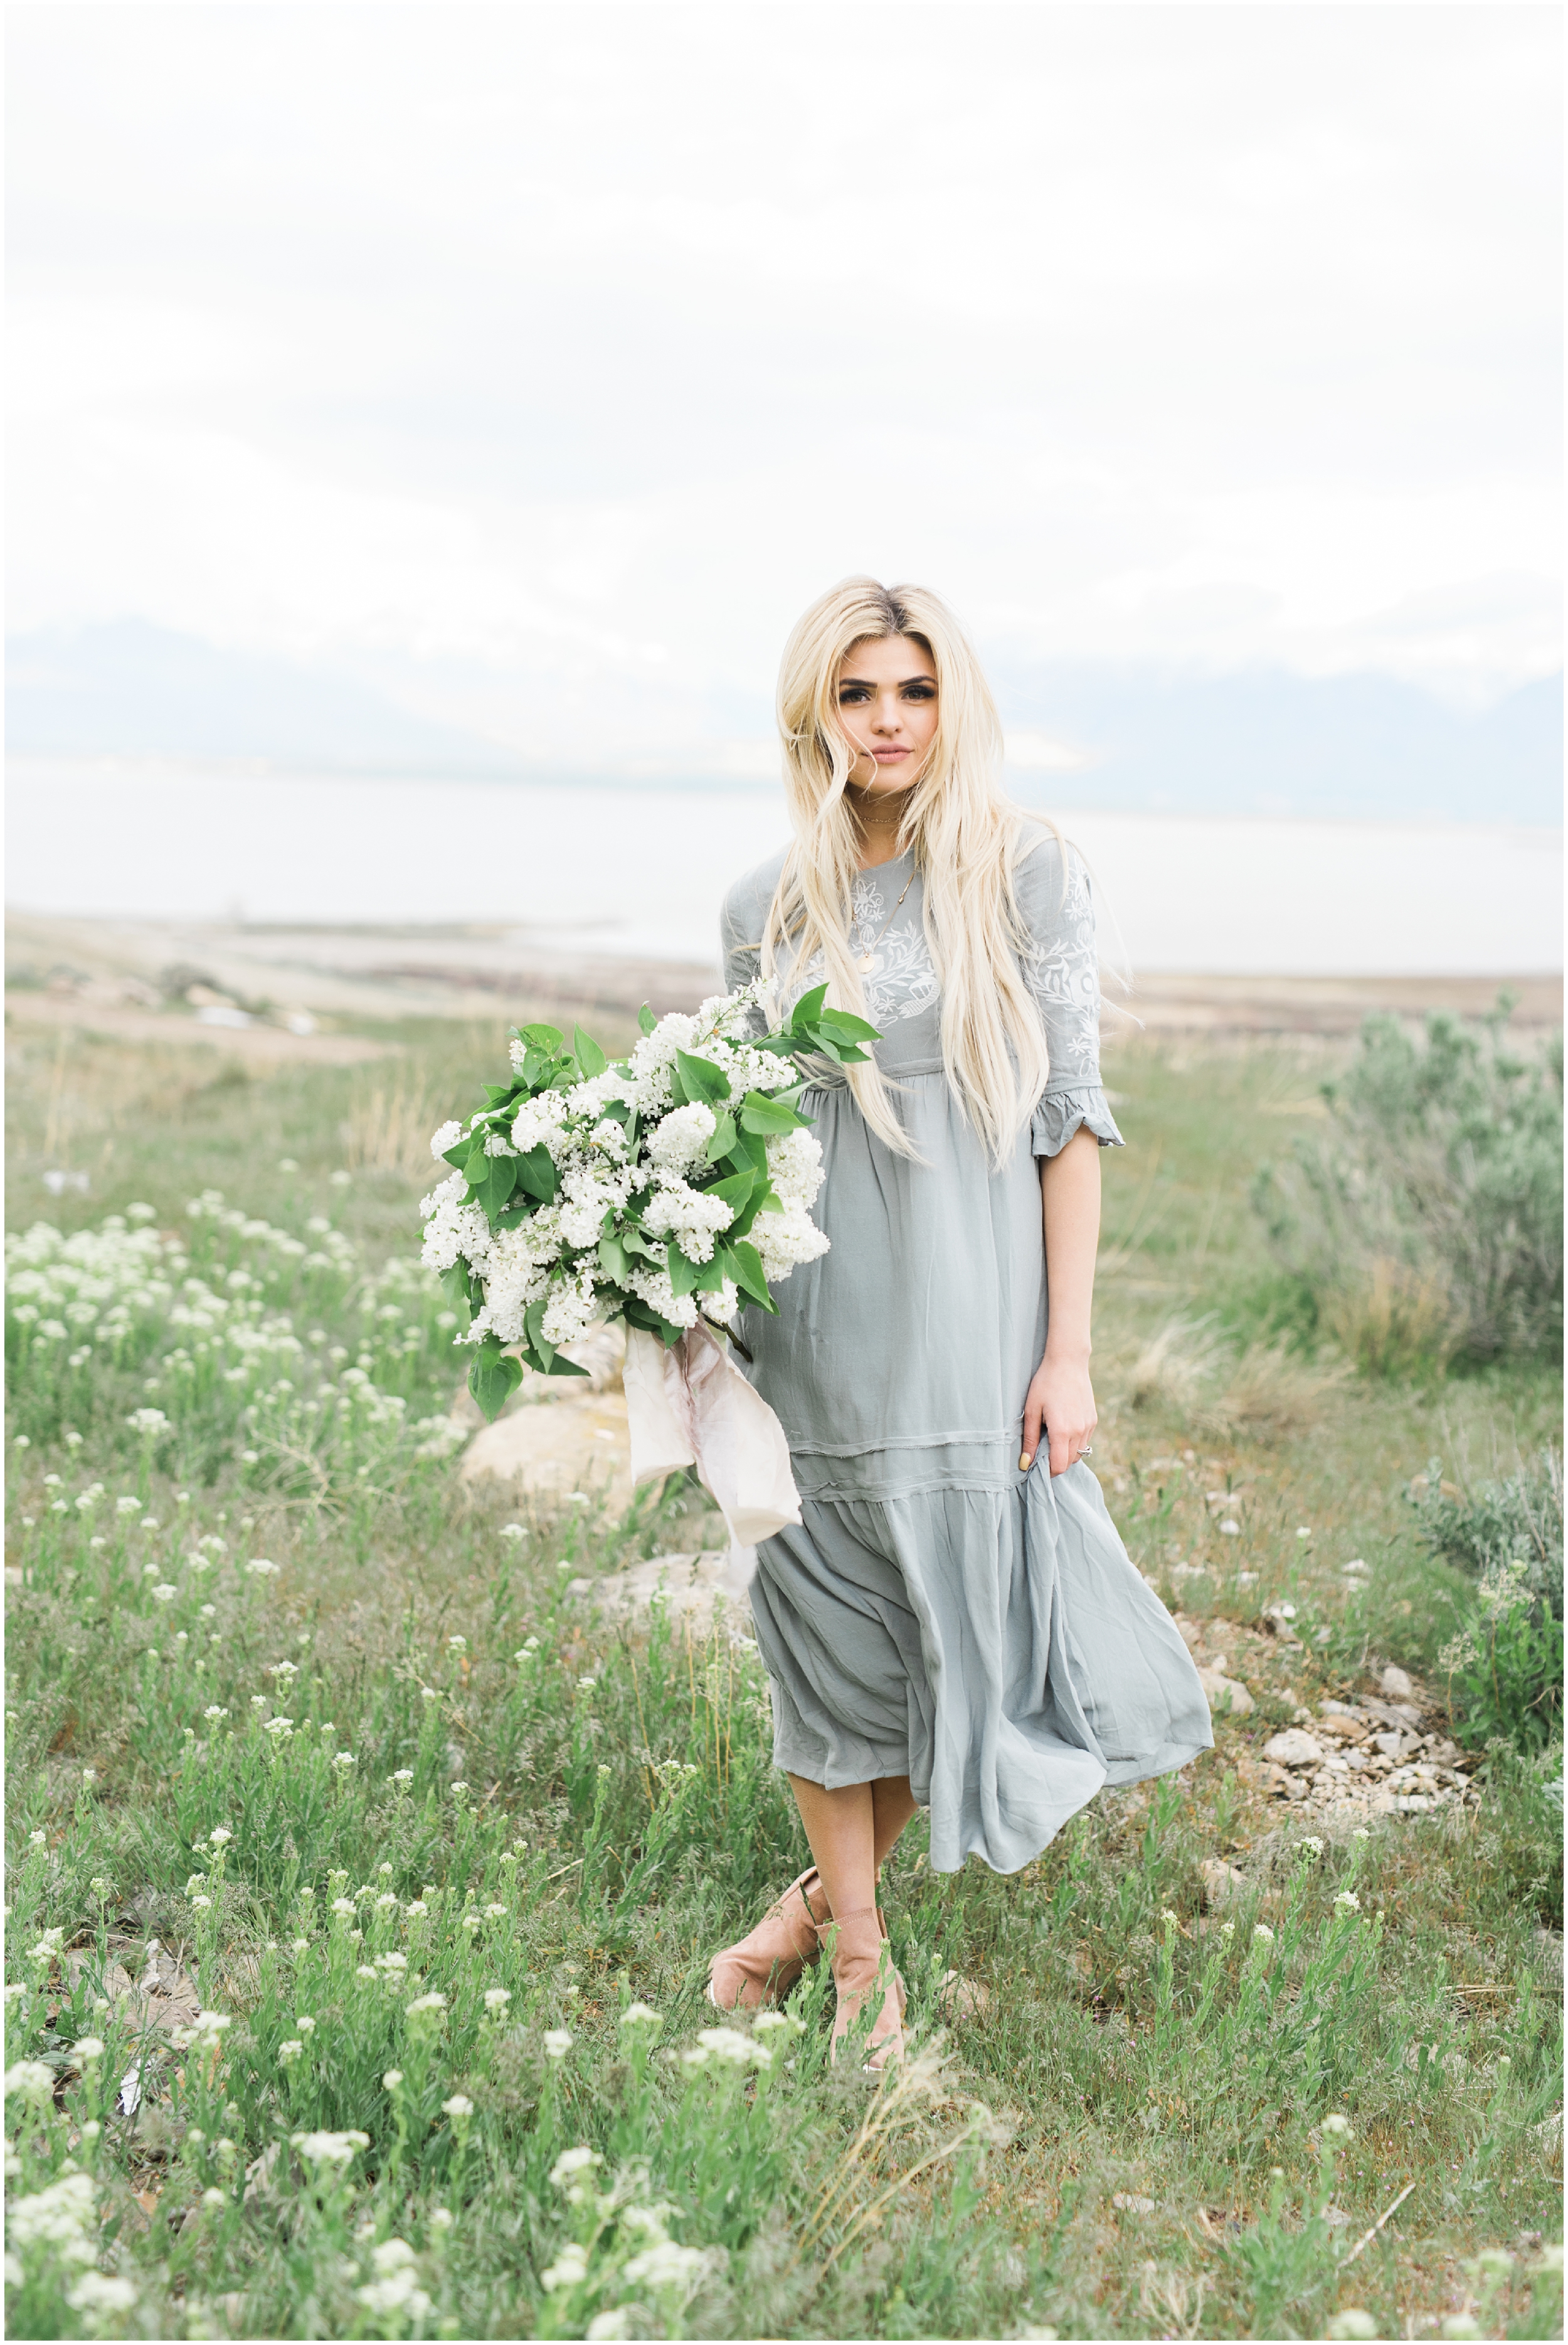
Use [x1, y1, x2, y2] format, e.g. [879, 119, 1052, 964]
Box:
[540, 2243, 589, 2291]
[549, 2145, 603, 2186]
[291, 2129, 368, 2166]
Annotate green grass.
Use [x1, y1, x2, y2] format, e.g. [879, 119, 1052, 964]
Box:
[4, 1017, 1562, 2341]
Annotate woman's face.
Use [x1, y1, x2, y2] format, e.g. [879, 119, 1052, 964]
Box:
[834, 634, 938, 795]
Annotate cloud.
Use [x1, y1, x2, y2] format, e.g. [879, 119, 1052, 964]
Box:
[6, 2, 1559, 780]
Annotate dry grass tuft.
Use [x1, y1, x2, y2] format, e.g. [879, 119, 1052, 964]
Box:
[339, 1068, 446, 1183]
[1123, 1315, 1227, 1415]
[1197, 1339, 1353, 1444]
[1322, 1255, 1461, 1380]
[1120, 1315, 1349, 1445]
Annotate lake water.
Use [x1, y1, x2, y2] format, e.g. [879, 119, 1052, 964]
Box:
[6, 757, 1561, 975]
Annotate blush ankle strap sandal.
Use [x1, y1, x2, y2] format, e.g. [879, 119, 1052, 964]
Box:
[706, 1867, 829, 2011]
[824, 1903, 906, 2071]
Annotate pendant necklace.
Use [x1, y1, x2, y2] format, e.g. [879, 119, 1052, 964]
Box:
[853, 865, 917, 974]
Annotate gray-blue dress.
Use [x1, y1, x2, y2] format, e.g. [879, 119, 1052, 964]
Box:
[720, 830, 1212, 1875]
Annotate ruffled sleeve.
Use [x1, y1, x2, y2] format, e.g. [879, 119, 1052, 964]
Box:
[1030, 1087, 1125, 1159]
[1012, 827, 1125, 1157]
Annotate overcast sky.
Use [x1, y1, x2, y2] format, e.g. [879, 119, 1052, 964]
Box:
[8, 3, 1561, 782]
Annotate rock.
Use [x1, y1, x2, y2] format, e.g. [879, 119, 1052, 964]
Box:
[1198, 1858, 1249, 1909]
[937, 1970, 992, 2019]
[1261, 1605, 1301, 1643]
[1379, 1665, 1414, 1701]
[1174, 1616, 1205, 1655]
[1111, 2193, 1157, 2215]
[460, 1388, 637, 1510]
[568, 1548, 752, 1633]
[1263, 1729, 1325, 1768]
[1197, 1665, 1254, 1717]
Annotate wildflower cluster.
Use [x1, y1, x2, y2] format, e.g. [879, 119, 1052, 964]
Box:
[7, 1193, 461, 1476]
[421, 982, 877, 1416]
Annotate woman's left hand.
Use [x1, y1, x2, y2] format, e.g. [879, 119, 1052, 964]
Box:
[1020, 1350, 1097, 1477]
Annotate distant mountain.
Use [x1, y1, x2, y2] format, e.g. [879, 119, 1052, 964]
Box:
[6, 620, 519, 775]
[995, 661, 1562, 826]
[6, 619, 1561, 822]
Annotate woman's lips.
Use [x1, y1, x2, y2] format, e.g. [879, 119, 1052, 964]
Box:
[872, 746, 908, 760]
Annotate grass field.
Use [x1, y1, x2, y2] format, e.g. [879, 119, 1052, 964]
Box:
[4, 1004, 1562, 2342]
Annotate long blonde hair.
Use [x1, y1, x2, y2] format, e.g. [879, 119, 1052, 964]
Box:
[763, 577, 1054, 1167]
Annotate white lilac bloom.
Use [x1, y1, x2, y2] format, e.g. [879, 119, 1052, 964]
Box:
[430, 1121, 464, 1159]
[509, 1093, 572, 1159]
[765, 1125, 825, 1206]
[647, 1102, 718, 1171]
[626, 1262, 699, 1331]
[539, 1269, 601, 1349]
[750, 1198, 830, 1282]
[640, 1176, 736, 1265]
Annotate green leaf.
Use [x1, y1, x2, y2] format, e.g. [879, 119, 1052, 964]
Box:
[675, 1048, 731, 1107]
[437, 1260, 473, 1308]
[598, 1232, 632, 1285]
[441, 1139, 471, 1172]
[545, 1352, 590, 1378]
[787, 982, 830, 1033]
[700, 1169, 756, 1225]
[573, 1024, 609, 1078]
[738, 1090, 806, 1135]
[704, 1110, 738, 1162]
[520, 1022, 564, 1051]
[485, 1156, 523, 1215]
[726, 1239, 776, 1311]
[637, 1002, 657, 1036]
[469, 1344, 524, 1422]
[666, 1243, 702, 1298]
[522, 1298, 559, 1369]
[817, 1007, 881, 1042]
[512, 1144, 558, 1203]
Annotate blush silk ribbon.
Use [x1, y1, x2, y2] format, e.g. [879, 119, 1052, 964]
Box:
[622, 1322, 802, 1575]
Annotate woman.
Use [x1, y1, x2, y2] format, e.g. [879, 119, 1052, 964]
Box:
[709, 579, 1211, 2066]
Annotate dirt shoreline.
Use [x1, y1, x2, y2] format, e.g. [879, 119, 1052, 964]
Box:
[5, 908, 1560, 1055]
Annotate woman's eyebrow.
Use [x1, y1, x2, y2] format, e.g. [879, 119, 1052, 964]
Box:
[837, 671, 937, 689]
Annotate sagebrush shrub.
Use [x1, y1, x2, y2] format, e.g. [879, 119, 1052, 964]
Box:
[1253, 1008, 1564, 1370]
[1410, 1448, 1563, 1619]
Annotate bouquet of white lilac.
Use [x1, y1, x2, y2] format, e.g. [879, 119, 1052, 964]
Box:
[421, 982, 878, 1421]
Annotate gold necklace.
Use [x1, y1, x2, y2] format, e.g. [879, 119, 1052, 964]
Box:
[852, 866, 917, 974]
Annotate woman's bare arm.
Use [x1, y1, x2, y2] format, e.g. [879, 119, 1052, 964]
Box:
[1020, 1125, 1101, 1476]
